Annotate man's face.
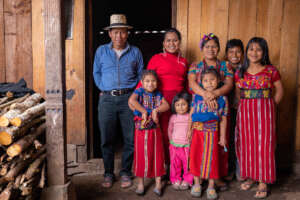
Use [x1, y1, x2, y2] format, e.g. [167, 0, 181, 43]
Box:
[108, 28, 128, 50]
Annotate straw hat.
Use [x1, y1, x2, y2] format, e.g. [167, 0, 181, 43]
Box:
[103, 14, 133, 30]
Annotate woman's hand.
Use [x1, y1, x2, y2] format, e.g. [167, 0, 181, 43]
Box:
[205, 99, 218, 110]
[203, 91, 217, 101]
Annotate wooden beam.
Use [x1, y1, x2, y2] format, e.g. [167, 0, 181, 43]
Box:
[0, 0, 5, 82]
[43, 0, 67, 186]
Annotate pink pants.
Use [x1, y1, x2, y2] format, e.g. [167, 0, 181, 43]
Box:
[169, 145, 193, 185]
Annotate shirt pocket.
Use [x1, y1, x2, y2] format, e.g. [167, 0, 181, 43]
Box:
[122, 59, 138, 78]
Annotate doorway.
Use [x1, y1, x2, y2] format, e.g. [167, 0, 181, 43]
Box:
[87, 0, 174, 158]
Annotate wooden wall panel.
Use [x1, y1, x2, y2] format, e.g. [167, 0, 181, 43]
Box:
[4, 0, 32, 87]
[32, 0, 45, 97]
[0, 0, 5, 82]
[256, 0, 283, 67]
[176, 0, 188, 57]
[65, 0, 86, 145]
[297, 27, 300, 150]
[228, 0, 257, 50]
[278, 0, 300, 155]
[200, 0, 229, 60]
[187, 0, 201, 63]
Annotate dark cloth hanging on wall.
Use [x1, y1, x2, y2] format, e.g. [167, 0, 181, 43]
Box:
[0, 78, 34, 97]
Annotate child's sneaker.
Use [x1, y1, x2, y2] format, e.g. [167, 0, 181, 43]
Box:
[191, 184, 202, 197]
[172, 181, 181, 190]
[206, 188, 218, 200]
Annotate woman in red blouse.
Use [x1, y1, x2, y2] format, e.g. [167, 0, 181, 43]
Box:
[137, 28, 189, 167]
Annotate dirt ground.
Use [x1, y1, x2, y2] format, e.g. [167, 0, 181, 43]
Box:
[72, 171, 300, 200]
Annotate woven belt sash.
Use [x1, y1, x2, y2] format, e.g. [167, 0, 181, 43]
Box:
[192, 121, 218, 132]
[240, 89, 271, 99]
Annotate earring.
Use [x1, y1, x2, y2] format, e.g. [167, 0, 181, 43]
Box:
[163, 47, 166, 57]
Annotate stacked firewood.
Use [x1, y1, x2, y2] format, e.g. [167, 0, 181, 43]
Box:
[0, 93, 46, 200]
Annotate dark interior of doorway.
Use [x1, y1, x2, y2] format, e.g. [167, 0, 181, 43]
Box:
[89, 0, 172, 158]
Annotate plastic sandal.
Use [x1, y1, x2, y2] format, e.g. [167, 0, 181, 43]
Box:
[135, 188, 145, 196]
[153, 188, 162, 196]
[120, 175, 132, 188]
[240, 180, 255, 191]
[190, 184, 202, 197]
[172, 182, 180, 190]
[101, 176, 113, 188]
[206, 188, 218, 200]
[254, 185, 268, 199]
[179, 181, 189, 190]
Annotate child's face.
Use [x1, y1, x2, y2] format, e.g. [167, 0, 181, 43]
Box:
[202, 73, 218, 92]
[174, 99, 189, 115]
[203, 40, 219, 60]
[142, 74, 157, 93]
[247, 42, 263, 64]
[227, 46, 243, 67]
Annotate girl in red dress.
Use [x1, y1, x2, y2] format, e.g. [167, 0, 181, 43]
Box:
[128, 70, 169, 196]
[235, 37, 284, 199]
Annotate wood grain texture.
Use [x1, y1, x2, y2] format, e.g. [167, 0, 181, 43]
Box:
[32, 0, 45, 97]
[297, 26, 300, 150]
[65, 0, 86, 145]
[0, 0, 5, 82]
[187, 0, 201, 63]
[228, 0, 257, 49]
[176, 0, 188, 57]
[278, 0, 300, 158]
[4, 0, 32, 87]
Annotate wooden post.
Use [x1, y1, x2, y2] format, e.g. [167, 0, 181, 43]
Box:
[42, 0, 76, 199]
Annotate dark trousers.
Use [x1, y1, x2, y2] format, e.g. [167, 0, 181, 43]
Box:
[98, 93, 134, 178]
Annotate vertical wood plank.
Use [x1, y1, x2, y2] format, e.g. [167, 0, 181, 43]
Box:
[32, 0, 45, 97]
[4, 0, 32, 87]
[228, 0, 257, 49]
[0, 0, 5, 82]
[200, 0, 229, 60]
[187, 0, 201, 63]
[278, 0, 300, 161]
[256, 0, 283, 67]
[176, 0, 188, 57]
[4, 0, 17, 83]
[65, 0, 86, 145]
[297, 26, 300, 150]
[44, 0, 67, 186]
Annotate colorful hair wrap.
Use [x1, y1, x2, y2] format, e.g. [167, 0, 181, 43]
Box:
[199, 33, 216, 50]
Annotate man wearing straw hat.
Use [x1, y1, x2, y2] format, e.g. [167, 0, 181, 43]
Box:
[93, 14, 144, 188]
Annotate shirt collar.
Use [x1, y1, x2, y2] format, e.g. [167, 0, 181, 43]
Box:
[109, 42, 130, 52]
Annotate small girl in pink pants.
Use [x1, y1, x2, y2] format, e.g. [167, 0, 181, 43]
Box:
[168, 92, 194, 190]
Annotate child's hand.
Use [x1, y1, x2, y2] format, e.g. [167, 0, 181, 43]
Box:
[186, 129, 193, 141]
[141, 112, 148, 126]
[151, 109, 159, 124]
[218, 135, 226, 147]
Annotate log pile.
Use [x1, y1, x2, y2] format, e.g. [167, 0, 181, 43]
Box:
[0, 93, 46, 200]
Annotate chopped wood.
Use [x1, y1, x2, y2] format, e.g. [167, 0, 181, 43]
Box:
[24, 153, 46, 180]
[33, 140, 42, 150]
[0, 182, 13, 200]
[0, 94, 43, 127]
[38, 162, 46, 188]
[6, 123, 46, 157]
[14, 174, 22, 189]
[4, 146, 46, 181]
[0, 94, 30, 111]
[0, 153, 7, 163]
[0, 163, 9, 176]
[10, 102, 45, 127]
[21, 174, 40, 196]
[0, 116, 45, 146]
[5, 92, 13, 98]
[0, 97, 10, 105]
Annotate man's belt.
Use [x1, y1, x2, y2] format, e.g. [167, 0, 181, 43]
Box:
[102, 88, 133, 96]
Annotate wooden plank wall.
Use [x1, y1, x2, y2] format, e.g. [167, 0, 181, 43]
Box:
[32, 0, 86, 145]
[1, 0, 33, 87]
[177, 0, 300, 167]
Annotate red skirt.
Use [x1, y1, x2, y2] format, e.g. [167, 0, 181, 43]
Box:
[133, 127, 165, 178]
[236, 98, 276, 183]
[189, 122, 220, 179]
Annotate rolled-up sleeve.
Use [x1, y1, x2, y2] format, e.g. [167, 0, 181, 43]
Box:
[93, 48, 102, 90]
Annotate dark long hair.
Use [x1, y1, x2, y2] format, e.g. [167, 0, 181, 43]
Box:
[239, 37, 271, 78]
[225, 39, 244, 55]
[171, 92, 191, 114]
[163, 28, 182, 41]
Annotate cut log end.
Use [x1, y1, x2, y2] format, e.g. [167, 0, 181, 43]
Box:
[0, 131, 12, 146]
[10, 117, 22, 127]
[7, 144, 22, 158]
[0, 116, 9, 127]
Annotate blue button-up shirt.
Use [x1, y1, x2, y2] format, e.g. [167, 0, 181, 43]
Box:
[93, 42, 144, 91]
